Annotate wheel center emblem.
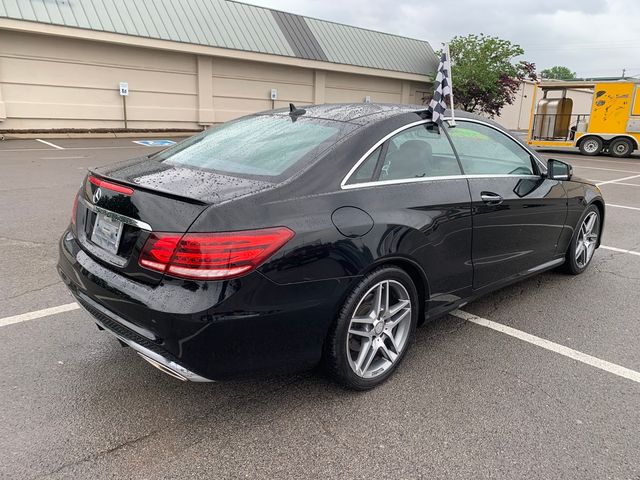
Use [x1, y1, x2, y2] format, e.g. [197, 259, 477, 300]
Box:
[374, 321, 384, 335]
[93, 188, 102, 204]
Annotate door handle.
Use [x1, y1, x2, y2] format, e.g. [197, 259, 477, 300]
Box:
[480, 192, 503, 205]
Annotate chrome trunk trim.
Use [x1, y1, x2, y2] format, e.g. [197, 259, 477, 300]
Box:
[80, 196, 152, 231]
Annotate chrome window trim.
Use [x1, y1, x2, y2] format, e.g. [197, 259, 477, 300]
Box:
[340, 119, 432, 189]
[342, 174, 542, 190]
[340, 116, 547, 190]
[80, 197, 152, 231]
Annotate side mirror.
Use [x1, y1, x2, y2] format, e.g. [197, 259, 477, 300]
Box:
[547, 159, 573, 181]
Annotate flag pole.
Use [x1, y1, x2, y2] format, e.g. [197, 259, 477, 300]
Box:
[445, 43, 456, 126]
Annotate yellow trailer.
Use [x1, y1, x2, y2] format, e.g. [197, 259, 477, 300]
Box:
[527, 79, 640, 157]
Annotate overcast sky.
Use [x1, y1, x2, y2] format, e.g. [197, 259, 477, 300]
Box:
[240, 0, 639, 78]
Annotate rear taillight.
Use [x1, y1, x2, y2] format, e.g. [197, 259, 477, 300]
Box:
[88, 175, 134, 195]
[139, 227, 294, 280]
[71, 192, 79, 226]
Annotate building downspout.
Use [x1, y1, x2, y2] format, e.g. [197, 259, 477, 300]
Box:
[197, 55, 214, 128]
[314, 70, 326, 105]
[516, 83, 526, 130]
[401, 81, 411, 104]
[0, 58, 6, 122]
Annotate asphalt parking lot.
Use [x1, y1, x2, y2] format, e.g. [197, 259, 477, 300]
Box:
[1, 138, 639, 479]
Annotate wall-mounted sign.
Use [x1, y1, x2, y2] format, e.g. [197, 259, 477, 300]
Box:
[119, 82, 129, 96]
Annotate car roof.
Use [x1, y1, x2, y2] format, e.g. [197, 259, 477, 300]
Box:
[268, 103, 498, 127]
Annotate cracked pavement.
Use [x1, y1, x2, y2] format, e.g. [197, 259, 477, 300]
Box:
[1, 140, 639, 479]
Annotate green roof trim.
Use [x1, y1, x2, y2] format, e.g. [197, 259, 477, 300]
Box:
[0, 0, 437, 76]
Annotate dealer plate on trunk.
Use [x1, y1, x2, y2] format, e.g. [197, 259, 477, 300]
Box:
[91, 212, 124, 255]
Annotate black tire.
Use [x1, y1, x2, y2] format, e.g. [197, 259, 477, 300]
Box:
[562, 205, 601, 275]
[578, 136, 603, 156]
[323, 266, 418, 390]
[609, 138, 634, 158]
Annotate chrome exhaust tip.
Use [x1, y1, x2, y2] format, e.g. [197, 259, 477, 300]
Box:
[89, 322, 213, 382]
[136, 352, 188, 382]
[76, 294, 214, 382]
[76, 294, 213, 382]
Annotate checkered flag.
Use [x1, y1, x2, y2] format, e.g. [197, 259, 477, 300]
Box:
[428, 49, 453, 126]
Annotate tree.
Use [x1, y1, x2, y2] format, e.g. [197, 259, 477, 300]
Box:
[440, 34, 537, 117]
[540, 66, 576, 80]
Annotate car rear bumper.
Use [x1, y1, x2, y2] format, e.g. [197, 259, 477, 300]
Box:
[73, 291, 212, 382]
[57, 229, 357, 381]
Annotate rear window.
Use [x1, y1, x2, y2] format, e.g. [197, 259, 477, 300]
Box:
[154, 115, 355, 180]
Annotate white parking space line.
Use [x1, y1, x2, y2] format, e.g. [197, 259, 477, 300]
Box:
[0, 303, 79, 328]
[604, 181, 640, 187]
[573, 165, 640, 174]
[607, 203, 640, 212]
[2, 280, 640, 385]
[600, 245, 640, 257]
[35, 139, 65, 150]
[452, 310, 640, 385]
[557, 155, 640, 167]
[596, 174, 640, 186]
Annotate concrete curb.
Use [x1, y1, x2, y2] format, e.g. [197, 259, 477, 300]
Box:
[1, 131, 201, 140]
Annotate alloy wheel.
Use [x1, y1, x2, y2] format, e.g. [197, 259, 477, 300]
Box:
[575, 211, 599, 268]
[346, 280, 412, 379]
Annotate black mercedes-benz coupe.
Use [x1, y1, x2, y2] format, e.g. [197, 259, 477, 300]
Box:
[57, 104, 605, 389]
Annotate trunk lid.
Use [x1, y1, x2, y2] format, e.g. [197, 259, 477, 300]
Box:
[74, 156, 272, 285]
[94, 155, 273, 204]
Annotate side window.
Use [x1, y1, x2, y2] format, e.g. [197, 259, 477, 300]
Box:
[380, 123, 460, 181]
[448, 121, 536, 175]
[348, 146, 382, 184]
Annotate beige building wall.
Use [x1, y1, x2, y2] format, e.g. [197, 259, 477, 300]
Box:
[325, 72, 426, 106]
[0, 30, 200, 130]
[496, 80, 594, 131]
[0, 29, 432, 132]
[494, 81, 537, 131]
[211, 57, 315, 123]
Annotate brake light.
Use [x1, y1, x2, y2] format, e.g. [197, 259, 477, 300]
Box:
[71, 192, 79, 226]
[88, 175, 134, 195]
[139, 227, 294, 280]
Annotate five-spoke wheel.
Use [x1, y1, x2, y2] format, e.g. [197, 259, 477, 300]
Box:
[346, 280, 412, 379]
[564, 205, 601, 274]
[575, 211, 599, 269]
[324, 266, 418, 389]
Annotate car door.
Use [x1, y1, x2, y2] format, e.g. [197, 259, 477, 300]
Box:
[446, 120, 567, 291]
[344, 121, 473, 315]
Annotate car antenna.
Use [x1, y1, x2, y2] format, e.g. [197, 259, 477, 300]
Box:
[289, 103, 306, 122]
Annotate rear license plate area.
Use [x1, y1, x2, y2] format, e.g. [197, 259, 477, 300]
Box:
[91, 212, 124, 255]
